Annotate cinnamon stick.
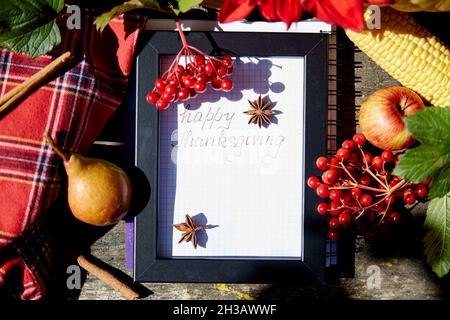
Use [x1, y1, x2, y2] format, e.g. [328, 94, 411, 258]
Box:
[76, 254, 139, 300]
[0, 51, 74, 115]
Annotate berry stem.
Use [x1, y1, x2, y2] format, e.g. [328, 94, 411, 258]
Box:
[358, 146, 387, 189]
[340, 162, 358, 184]
[175, 20, 189, 48]
[390, 179, 408, 194]
[378, 196, 393, 225]
[355, 184, 387, 193]
[364, 167, 387, 190]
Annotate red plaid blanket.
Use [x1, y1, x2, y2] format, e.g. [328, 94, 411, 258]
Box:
[0, 12, 144, 299]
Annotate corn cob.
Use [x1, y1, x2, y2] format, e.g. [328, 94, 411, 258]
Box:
[346, 7, 450, 107]
[391, 0, 450, 12]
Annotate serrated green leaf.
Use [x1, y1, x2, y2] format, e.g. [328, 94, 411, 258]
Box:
[0, 0, 64, 58]
[95, 0, 160, 32]
[404, 107, 450, 146]
[393, 144, 450, 183]
[423, 194, 450, 277]
[429, 166, 450, 199]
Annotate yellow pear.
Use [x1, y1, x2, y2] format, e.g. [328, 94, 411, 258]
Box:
[45, 132, 132, 226]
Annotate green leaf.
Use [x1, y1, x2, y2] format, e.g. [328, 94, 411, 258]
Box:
[423, 194, 450, 277]
[404, 107, 450, 146]
[0, 0, 64, 58]
[393, 144, 450, 183]
[95, 0, 160, 32]
[176, 0, 204, 13]
[394, 107, 450, 200]
[429, 166, 450, 199]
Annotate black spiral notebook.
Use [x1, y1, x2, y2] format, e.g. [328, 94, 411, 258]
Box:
[124, 19, 357, 282]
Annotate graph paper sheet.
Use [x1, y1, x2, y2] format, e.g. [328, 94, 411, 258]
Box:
[157, 56, 305, 259]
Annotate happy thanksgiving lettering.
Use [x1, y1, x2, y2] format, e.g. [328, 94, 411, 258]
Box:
[173, 105, 285, 163]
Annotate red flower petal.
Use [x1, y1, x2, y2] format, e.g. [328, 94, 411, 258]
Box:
[276, 0, 302, 28]
[218, 0, 257, 23]
[302, 0, 364, 32]
[257, 0, 279, 22]
[258, 0, 302, 28]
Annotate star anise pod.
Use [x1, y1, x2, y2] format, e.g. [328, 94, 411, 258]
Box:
[244, 95, 277, 128]
[173, 214, 209, 249]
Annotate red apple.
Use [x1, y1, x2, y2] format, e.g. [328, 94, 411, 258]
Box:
[359, 87, 425, 150]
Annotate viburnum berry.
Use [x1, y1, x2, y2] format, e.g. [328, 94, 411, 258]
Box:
[194, 81, 207, 93]
[146, 92, 159, 104]
[389, 212, 401, 223]
[196, 73, 210, 83]
[223, 55, 233, 67]
[328, 230, 341, 241]
[164, 84, 178, 96]
[404, 193, 416, 205]
[329, 218, 340, 229]
[177, 88, 190, 101]
[329, 189, 342, 202]
[336, 148, 350, 161]
[381, 150, 394, 162]
[360, 194, 373, 207]
[308, 133, 427, 241]
[342, 139, 356, 150]
[156, 100, 169, 110]
[182, 76, 196, 89]
[359, 174, 371, 186]
[221, 79, 233, 91]
[167, 77, 180, 87]
[315, 157, 328, 170]
[194, 54, 205, 66]
[317, 203, 329, 215]
[352, 133, 366, 146]
[206, 62, 217, 75]
[321, 169, 339, 185]
[415, 185, 428, 198]
[176, 65, 185, 75]
[146, 20, 235, 109]
[216, 65, 228, 78]
[211, 78, 222, 90]
[338, 212, 352, 228]
[316, 184, 330, 198]
[372, 156, 383, 170]
[363, 151, 373, 165]
[307, 176, 320, 189]
[384, 194, 395, 204]
[329, 201, 342, 216]
[350, 187, 362, 199]
[330, 157, 340, 166]
[341, 194, 353, 206]
[155, 78, 166, 93]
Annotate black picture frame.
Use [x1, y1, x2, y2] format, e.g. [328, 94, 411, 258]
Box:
[133, 29, 329, 283]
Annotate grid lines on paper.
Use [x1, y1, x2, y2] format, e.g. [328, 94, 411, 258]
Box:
[157, 56, 304, 259]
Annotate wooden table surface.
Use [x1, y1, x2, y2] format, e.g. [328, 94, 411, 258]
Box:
[47, 18, 450, 300]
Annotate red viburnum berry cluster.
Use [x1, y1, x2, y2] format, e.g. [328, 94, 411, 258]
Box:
[146, 21, 234, 111]
[307, 133, 430, 241]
